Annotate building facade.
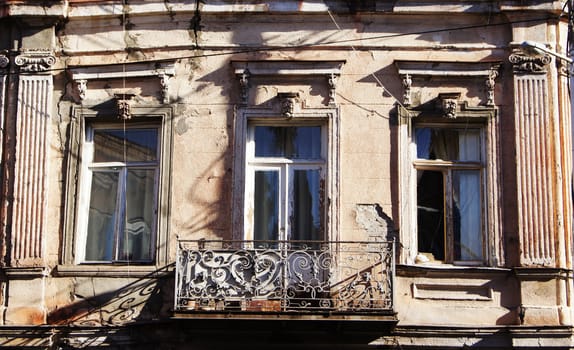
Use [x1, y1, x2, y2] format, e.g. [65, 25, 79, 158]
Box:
[0, 0, 572, 348]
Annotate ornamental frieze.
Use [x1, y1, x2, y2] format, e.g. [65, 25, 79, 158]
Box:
[15, 50, 56, 73]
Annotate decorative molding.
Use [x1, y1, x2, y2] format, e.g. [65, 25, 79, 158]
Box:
[69, 61, 175, 103]
[395, 61, 501, 107]
[14, 50, 56, 73]
[509, 52, 551, 74]
[231, 60, 345, 106]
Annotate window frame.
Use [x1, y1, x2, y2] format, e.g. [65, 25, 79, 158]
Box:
[244, 123, 327, 242]
[61, 106, 173, 275]
[232, 108, 340, 244]
[412, 123, 486, 265]
[398, 105, 501, 267]
[76, 123, 161, 264]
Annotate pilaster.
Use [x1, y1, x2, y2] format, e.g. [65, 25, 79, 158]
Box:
[9, 50, 54, 266]
[510, 50, 557, 267]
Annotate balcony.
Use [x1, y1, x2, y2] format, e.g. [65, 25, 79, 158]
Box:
[174, 240, 394, 319]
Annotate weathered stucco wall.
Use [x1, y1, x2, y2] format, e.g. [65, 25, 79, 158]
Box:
[0, 0, 572, 347]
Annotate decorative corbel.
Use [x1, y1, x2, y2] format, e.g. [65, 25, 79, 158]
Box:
[277, 92, 299, 118]
[328, 73, 339, 105]
[402, 74, 412, 106]
[158, 73, 170, 104]
[14, 50, 56, 73]
[438, 92, 461, 119]
[239, 69, 250, 105]
[115, 94, 136, 120]
[76, 79, 87, 101]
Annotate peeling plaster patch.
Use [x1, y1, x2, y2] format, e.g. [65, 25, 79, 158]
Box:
[355, 203, 395, 240]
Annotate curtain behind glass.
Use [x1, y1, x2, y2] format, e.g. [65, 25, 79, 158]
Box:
[291, 169, 322, 242]
[453, 170, 482, 260]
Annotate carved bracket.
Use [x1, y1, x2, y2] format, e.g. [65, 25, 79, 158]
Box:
[15, 50, 56, 73]
[70, 62, 175, 103]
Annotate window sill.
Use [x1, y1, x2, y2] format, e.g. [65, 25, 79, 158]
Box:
[55, 264, 173, 278]
[396, 263, 511, 278]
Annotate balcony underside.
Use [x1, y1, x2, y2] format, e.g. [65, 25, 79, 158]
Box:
[175, 240, 395, 320]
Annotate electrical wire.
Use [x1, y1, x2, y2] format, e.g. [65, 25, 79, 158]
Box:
[19, 14, 566, 75]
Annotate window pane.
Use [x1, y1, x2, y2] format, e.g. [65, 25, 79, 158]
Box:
[93, 128, 158, 163]
[118, 169, 156, 261]
[417, 170, 445, 261]
[453, 170, 482, 261]
[416, 128, 481, 161]
[254, 170, 279, 241]
[291, 169, 322, 241]
[85, 171, 119, 261]
[255, 126, 321, 159]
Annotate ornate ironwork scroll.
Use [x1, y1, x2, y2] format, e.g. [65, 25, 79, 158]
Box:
[175, 240, 394, 313]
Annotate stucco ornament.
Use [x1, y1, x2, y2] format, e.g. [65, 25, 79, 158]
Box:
[116, 94, 136, 120]
[277, 92, 299, 118]
[15, 50, 56, 73]
[438, 92, 461, 119]
[0, 54, 8, 68]
[509, 52, 551, 73]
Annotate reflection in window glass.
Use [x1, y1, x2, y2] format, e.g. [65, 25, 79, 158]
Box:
[86, 171, 119, 261]
[416, 128, 480, 161]
[84, 127, 159, 263]
[94, 129, 158, 162]
[254, 170, 279, 241]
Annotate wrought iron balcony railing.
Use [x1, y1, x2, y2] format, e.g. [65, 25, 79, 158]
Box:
[175, 240, 394, 314]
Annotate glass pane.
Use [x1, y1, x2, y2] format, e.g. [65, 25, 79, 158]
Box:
[118, 169, 156, 261]
[453, 170, 482, 261]
[254, 126, 321, 159]
[93, 128, 158, 163]
[417, 170, 445, 261]
[254, 170, 279, 241]
[85, 171, 119, 261]
[416, 128, 481, 161]
[291, 169, 322, 241]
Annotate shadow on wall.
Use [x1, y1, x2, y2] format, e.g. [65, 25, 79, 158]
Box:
[47, 265, 174, 327]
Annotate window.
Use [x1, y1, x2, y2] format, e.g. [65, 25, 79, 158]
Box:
[245, 125, 325, 242]
[414, 125, 484, 264]
[77, 124, 159, 263]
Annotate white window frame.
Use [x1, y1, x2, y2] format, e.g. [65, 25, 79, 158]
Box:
[244, 123, 327, 242]
[232, 109, 340, 244]
[75, 122, 161, 263]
